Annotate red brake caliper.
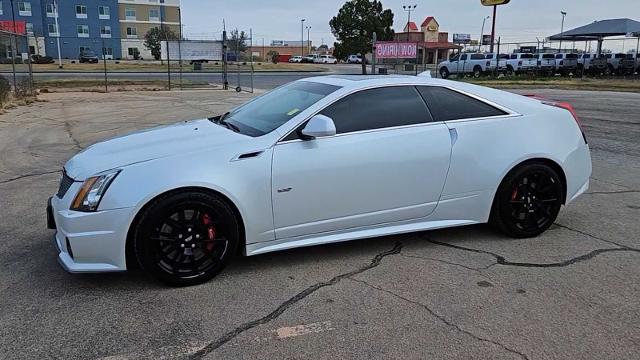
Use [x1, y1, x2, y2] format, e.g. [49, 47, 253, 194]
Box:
[511, 188, 518, 201]
[202, 213, 216, 252]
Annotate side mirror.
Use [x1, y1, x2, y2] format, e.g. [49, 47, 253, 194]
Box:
[300, 114, 336, 140]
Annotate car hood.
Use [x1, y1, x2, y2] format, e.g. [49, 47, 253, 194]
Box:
[65, 119, 247, 180]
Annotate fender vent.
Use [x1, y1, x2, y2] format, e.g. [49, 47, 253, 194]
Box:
[237, 151, 263, 160]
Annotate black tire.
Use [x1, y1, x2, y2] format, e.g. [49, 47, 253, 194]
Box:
[506, 65, 515, 76]
[133, 191, 240, 286]
[473, 66, 483, 78]
[439, 67, 450, 79]
[490, 163, 564, 238]
[605, 65, 614, 76]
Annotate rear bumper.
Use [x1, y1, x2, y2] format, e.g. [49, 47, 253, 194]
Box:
[49, 195, 133, 273]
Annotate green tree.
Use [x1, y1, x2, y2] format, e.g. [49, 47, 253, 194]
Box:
[229, 29, 248, 54]
[330, 0, 394, 74]
[144, 27, 179, 60]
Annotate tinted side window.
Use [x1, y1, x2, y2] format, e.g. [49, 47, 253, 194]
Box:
[471, 54, 485, 60]
[556, 54, 563, 59]
[417, 86, 507, 121]
[320, 87, 434, 134]
[460, 54, 468, 61]
[510, 54, 518, 59]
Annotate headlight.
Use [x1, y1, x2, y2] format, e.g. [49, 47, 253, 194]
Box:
[70, 170, 121, 212]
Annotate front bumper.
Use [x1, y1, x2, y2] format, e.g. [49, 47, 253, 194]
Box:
[48, 194, 133, 273]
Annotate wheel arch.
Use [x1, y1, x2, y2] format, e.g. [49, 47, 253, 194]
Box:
[496, 157, 568, 206]
[125, 186, 247, 269]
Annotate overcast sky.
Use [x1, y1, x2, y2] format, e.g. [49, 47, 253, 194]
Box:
[182, 0, 640, 50]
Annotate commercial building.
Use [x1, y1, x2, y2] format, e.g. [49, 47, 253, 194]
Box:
[118, 0, 180, 59]
[0, 0, 180, 60]
[394, 16, 460, 64]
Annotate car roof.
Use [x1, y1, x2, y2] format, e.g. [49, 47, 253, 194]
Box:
[298, 75, 544, 115]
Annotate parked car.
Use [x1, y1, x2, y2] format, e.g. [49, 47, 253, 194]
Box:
[605, 53, 627, 75]
[302, 54, 318, 63]
[438, 53, 500, 78]
[79, 49, 99, 64]
[619, 54, 638, 75]
[536, 53, 557, 75]
[347, 54, 363, 64]
[505, 53, 537, 75]
[48, 75, 591, 285]
[289, 55, 303, 63]
[317, 55, 338, 64]
[554, 53, 579, 76]
[578, 53, 607, 76]
[485, 53, 509, 72]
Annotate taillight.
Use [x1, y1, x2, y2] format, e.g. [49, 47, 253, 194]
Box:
[518, 61, 523, 66]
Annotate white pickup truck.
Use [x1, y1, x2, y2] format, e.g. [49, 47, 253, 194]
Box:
[438, 53, 504, 78]
[505, 53, 537, 75]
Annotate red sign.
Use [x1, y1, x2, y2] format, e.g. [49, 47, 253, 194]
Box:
[375, 42, 418, 59]
[0, 21, 27, 35]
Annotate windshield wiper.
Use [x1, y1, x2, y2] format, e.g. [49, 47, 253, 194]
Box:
[219, 118, 240, 133]
[208, 112, 240, 133]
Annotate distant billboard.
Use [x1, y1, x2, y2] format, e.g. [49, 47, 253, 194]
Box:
[453, 34, 472, 44]
[161, 40, 223, 61]
[482, 34, 493, 45]
[0, 21, 26, 35]
[375, 42, 417, 59]
[481, 0, 511, 5]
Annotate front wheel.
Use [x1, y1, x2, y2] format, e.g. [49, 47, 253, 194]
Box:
[490, 163, 564, 238]
[439, 67, 450, 79]
[473, 66, 483, 78]
[133, 191, 240, 286]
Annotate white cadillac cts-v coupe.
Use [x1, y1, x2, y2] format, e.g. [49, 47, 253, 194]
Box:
[47, 75, 592, 285]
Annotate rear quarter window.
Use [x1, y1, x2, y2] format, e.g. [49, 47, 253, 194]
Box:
[542, 54, 555, 59]
[417, 86, 508, 122]
[471, 54, 485, 60]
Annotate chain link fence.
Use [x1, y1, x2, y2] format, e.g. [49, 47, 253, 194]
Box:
[0, 34, 254, 94]
[0, 30, 35, 105]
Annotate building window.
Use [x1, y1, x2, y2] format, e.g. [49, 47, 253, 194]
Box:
[46, 4, 55, 17]
[149, 8, 160, 22]
[125, 7, 136, 20]
[48, 23, 58, 36]
[29, 46, 36, 55]
[0, 2, 3, 15]
[26, 23, 34, 35]
[18, 2, 32, 16]
[100, 26, 111, 38]
[128, 47, 139, 58]
[102, 47, 113, 56]
[98, 6, 110, 19]
[77, 25, 90, 38]
[126, 27, 137, 38]
[76, 5, 87, 18]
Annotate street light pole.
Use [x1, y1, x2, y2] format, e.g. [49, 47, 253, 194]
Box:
[480, 15, 490, 52]
[402, 5, 417, 42]
[300, 19, 305, 57]
[306, 26, 311, 54]
[9, 0, 18, 91]
[53, 0, 62, 68]
[559, 11, 567, 53]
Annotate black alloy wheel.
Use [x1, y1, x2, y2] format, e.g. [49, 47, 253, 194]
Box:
[134, 192, 239, 286]
[491, 163, 564, 238]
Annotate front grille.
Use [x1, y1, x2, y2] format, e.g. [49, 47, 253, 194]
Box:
[56, 171, 75, 199]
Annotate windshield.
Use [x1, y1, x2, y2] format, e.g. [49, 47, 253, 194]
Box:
[222, 81, 341, 137]
[83, 50, 96, 56]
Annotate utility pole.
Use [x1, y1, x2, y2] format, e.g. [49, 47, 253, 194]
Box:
[301, 19, 306, 57]
[559, 11, 567, 53]
[402, 5, 417, 42]
[9, 0, 18, 92]
[53, 0, 62, 68]
[489, 5, 497, 53]
[480, 16, 490, 52]
[306, 26, 311, 54]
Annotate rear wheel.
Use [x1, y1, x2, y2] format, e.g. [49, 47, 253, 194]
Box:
[439, 67, 450, 79]
[473, 66, 483, 78]
[133, 191, 240, 286]
[506, 65, 515, 76]
[490, 163, 564, 238]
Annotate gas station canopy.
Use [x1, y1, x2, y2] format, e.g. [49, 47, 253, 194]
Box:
[549, 18, 640, 41]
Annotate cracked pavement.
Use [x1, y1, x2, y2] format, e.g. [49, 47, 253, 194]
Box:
[1, 89, 639, 359]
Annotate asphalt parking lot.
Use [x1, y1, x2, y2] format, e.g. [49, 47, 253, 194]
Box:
[1, 88, 639, 359]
